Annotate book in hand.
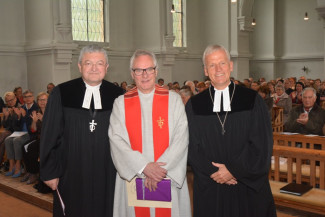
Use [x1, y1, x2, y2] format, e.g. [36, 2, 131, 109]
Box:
[280, 183, 312, 196]
[136, 178, 171, 202]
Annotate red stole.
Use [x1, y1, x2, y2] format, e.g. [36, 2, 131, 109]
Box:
[124, 85, 171, 217]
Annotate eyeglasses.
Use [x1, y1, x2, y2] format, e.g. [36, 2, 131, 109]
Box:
[132, 67, 156, 76]
[82, 61, 106, 69]
[5, 98, 15, 103]
[23, 95, 33, 98]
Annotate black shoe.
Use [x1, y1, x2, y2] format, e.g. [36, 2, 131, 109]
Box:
[21, 173, 30, 182]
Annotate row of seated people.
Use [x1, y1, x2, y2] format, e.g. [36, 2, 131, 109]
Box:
[149, 77, 325, 136]
[260, 86, 325, 136]
[0, 83, 55, 111]
[116, 76, 325, 136]
[0, 90, 48, 186]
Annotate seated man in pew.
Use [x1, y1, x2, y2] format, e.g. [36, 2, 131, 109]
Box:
[284, 87, 325, 136]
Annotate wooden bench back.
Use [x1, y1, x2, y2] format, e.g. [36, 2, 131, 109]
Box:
[273, 132, 325, 150]
[272, 145, 325, 189]
[272, 107, 283, 132]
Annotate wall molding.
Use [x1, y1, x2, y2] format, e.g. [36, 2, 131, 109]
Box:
[251, 56, 323, 63]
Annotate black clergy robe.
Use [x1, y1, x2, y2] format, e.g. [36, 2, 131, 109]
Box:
[40, 77, 124, 217]
[186, 82, 277, 217]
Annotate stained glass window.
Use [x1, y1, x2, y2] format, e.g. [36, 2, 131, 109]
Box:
[172, 0, 186, 47]
[71, 0, 105, 42]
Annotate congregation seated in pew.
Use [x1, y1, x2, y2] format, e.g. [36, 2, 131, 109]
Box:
[0, 92, 22, 167]
[4, 90, 38, 178]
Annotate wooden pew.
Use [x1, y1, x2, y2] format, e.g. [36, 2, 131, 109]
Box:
[273, 132, 325, 150]
[270, 145, 325, 215]
[270, 132, 325, 185]
[272, 107, 283, 132]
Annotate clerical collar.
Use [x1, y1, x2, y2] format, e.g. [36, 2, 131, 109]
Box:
[213, 82, 231, 112]
[82, 82, 102, 109]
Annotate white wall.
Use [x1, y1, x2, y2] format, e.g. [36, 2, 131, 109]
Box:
[0, 0, 324, 97]
[250, 0, 324, 80]
[0, 0, 27, 96]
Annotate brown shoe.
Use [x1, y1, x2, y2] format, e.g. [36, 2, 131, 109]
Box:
[27, 174, 38, 185]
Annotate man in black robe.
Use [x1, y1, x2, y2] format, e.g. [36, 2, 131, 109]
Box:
[186, 45, 276, 217]
[40, 45, 124, 217]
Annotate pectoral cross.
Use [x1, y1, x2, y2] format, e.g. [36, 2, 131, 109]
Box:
[157, 116, 164, 129]
[89, 119, 97, 132]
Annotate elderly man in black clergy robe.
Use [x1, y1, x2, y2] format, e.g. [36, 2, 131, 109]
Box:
[40, 45, 124, 217]
[186, 45, 276, 217]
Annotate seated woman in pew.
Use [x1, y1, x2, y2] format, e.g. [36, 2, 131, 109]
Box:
[289, 82, 304, 105]
[273, 83, 292, 123]
[21, 92, 48, 184]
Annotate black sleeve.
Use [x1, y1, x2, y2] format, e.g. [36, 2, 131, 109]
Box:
[40, 87, 65, 181]
[186, 100, 218, 177]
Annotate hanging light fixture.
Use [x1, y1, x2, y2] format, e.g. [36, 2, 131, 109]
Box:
[251, 18, 256, 26]
[171, 4, 175, 13]
[304, 12, 309, 20]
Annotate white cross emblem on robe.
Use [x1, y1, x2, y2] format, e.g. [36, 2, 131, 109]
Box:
[89, 119, 97, 132]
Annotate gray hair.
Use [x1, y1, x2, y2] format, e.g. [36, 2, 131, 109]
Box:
[23, 89, 33, 96]
[179, 88, 193, 97]
[202, 45, 231, 66]
[78, 44, 108, 64]
[130, 49, 158, 71]
[275, 84, 285, 91]
[302, 87, 316, 97]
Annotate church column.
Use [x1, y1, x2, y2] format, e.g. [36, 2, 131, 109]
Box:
[316, 1, 325, 75]
[24, 0, 76, 94]
[230, 0, 254, 81]
[52, 0, 77, 84]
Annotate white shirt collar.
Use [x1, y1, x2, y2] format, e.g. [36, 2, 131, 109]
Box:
[213, 82, 231, 112]
[82, 82, 102, 109]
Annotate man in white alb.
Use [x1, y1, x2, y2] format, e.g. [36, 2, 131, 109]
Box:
[109, 49, 191, 217]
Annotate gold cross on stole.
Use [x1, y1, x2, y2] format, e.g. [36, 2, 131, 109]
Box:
[157, 116, 164, 129]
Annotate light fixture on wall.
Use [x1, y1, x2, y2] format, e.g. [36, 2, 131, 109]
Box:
[171, 4, 175, 13]
[231, 0, 237, 3]
[251, 18, 256, 26]
[304, 12, 309, 21]
[171, 4, 182, 14]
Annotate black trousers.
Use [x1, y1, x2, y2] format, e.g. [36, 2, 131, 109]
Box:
[22, 139, 39, 174]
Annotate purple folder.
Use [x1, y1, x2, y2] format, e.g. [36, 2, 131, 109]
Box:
[136, 178, 171, 202]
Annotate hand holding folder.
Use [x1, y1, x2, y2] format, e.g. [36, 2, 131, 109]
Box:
[136, 178, 171, 202]
[127, 177, 172, 208]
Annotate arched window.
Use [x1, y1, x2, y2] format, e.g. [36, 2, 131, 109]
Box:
[71, 0, 105, 42]
[171, 0, 186, 47]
